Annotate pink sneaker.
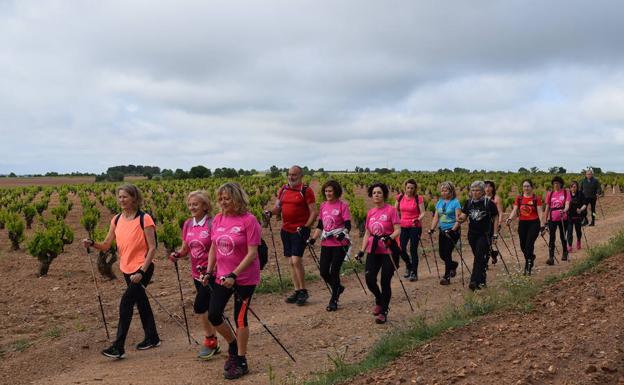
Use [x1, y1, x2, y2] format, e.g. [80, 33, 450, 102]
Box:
[567, 245, 573, 253]
[372, 305, 382, 316]
[577, 241, 582, 250]
[375, 313, 387, 324]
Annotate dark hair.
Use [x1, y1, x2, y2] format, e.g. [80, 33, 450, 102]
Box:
[404, 178, 417, 190]
[551, 176, 564, 186]
[484, 180, 497, 196]
[521, 179, 534, 188]
[367, 182, 389, 200]
[570, 181, 579, 189]
[321, 180, 342, 198]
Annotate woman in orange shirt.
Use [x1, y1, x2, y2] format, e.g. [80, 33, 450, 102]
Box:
[82, 184, 159, 359]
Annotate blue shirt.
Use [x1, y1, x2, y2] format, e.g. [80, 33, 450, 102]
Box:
[436, 198, 461, 231]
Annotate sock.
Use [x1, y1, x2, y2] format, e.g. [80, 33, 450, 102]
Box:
[237, 355, 247, 365]
[228, 340, 238, 355]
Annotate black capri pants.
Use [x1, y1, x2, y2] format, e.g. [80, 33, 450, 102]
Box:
[208, 284, 255, 328]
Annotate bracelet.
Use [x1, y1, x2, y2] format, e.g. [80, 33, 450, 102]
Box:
[137, 269, 145, 276]
[225, 272, 237, 280]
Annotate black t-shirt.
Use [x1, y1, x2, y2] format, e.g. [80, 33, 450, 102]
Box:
[569, 191, 586, 218]
[462, 198, 498, 235]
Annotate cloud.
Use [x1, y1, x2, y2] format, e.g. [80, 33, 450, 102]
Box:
[1, 0, 624, 173]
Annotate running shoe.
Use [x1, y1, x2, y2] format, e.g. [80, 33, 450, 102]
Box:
[136, 338, 161, 350]
[326, 299, 338, 312]
[295, 289, 309, 306]
[101, 346, 125, 359]
[224, 357, 249, 380]
[375, 312, 387, 324]
[372, 304, 383, 315]
[439, 277, 451, 285]
[409, 271, 418, 282]
[577, 240, 582, 250]
[198, 336, 220, 360]
[546, 257, 555, 266]
[285, 290, 300, 304]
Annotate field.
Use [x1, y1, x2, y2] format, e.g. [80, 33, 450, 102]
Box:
[1, 172, 623, 385]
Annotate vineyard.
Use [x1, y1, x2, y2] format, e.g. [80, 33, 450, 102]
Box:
[1, 171, 624, 385]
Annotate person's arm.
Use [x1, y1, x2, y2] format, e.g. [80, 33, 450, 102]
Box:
[131, 226, 156, 283]
[417, 199, 426, 222]
[507, 203, 518, 223]
[494, 197, 503, 230]
[83, 223, 115, 252]
[429, 210, 439, 232]
[222, 245, 259, 289]
[304, 201, 318, 228]
[360, 229, 370, 253]
[390, 223, 401, 240]
[452, 207, 465, 232]
[311, 219, 323, 241]
[579, 192, 587, 213]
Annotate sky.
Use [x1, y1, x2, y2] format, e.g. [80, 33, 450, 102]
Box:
[1, 0, 624, 175]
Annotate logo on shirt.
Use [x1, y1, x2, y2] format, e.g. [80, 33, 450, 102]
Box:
[216, 227, 226, 232]
[323, 215, 336, 231]
[331, 209, 340, 216]
[379, 214, 387, 221]
[200, 230, 210, 239]
[468, 208, 487, 222]
[230, 226, 242, 234]
[216, 235, 235, 256]
[371, 221, 384, 236]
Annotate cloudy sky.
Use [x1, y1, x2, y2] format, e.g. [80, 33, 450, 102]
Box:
[1, 0, 623, 174]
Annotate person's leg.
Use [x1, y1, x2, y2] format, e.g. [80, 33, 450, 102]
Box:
[589, 197, 597, 225]
[111, 273, 135, 351]
[548, 221, 557, 262]
[475, 235, 489, 286]
[135, 263, 158, 343]
[291, 231, 307, 303]
[399, 227, 412, 275]
[379, 254, 396, 312]
[566, 220, 574, 247]
[438, 232, 452, 278]
[409, 227, 421, 277]
[365, 254, 383, 305]
[525, 221, 540, 274]
[319, 246, 332, 286]
[329, 247, 346, 296]
[559, 221, 568, 259]
[467, 233, 479, 285]
[575, 221, 583, 248]
[232, 286, 255, 356]
[518, 220, 529, 259]
[193, 279, 218, 357]
[208, 284, 237, 363]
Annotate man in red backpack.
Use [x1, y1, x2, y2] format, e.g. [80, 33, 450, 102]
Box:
[265, 166, 317, 305]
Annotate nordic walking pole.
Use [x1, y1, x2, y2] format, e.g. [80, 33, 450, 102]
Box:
[173, 261, 192, 345]
[142, 285, 200, 345]
[498, 232, 520, 269]
[418, 238, 432, 274]
[343, 245, 367, 296]
[266, 216, 285, 291]
[428, 232, 441, 279]
[491, 243, 510, 276]
[383, 239, 415, 312]
[232, 287, 296, 362]
[582, 227, 591, 249]
[506, 223, 521, 267]
[444, 232, 471, 282]
[86, 247, 110, 340]
[540, 232, 559, 264]
[306, 243, 332, 294]
[598, 197, 605, 220]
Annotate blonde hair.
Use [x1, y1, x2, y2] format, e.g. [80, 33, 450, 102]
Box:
[116, 183, 144, 210]
[216, 182, 249, 215]
[187, 190, 212, 215]
[439, 181, 456, 199]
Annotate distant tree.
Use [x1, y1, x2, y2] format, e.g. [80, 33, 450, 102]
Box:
[530, 167, 540, 173]
[269, 165, 281, 178]
[374, 168, 392, 175]
[9, 172, 16, 177]
[437, 168, 452, 173]
[161, 169, 174, 179]
[586, 166, 603, 174]
[518, 167, 529, 173]
[174, 168, 189, 179]
[453, 167, 470, 173]
[189, 165, 211, 179]
[364, 167, 370, 172]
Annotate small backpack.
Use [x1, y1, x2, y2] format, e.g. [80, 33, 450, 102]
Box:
[114, 210, 158, 248]
[258, 238, 269, 270]
[278, 184, 309, 201]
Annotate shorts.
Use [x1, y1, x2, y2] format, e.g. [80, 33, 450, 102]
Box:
[281, 229, 306, 257]
[193, 278, 211, 314]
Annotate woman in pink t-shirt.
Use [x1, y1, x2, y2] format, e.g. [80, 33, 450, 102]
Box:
[394, 178, 425, 282]
[168, 190, 219, 360]
[204, 182, 261, 380]
[356, 182, 400, 324]
[545, 176, 571, 264]
[308, 180, 352, 311]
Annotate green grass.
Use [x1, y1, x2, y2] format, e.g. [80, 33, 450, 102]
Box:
[44, 326, 62, 339]
[256, 271, 320, 294]
[302, 231, 624, 385]
[13, 339, 31, 352]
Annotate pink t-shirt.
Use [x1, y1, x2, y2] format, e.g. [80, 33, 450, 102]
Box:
[319, 200, 351, 247]
[546, 190, 571, 222]
[397, 194, 424, 228]
[182, 216, 212, 281]
[211, 212, 262, 286]
[365, 204, 400, 255]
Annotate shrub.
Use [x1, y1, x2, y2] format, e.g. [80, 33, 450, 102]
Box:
[27, 228, 64, 276]
[23, 205, 36, 229]
[6, 214, 25, 250]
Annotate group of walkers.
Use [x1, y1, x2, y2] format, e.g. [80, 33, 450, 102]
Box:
[80, 167, 604, 380]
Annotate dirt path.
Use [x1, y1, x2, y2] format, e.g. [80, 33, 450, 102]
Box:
[1, 195, 623, 385]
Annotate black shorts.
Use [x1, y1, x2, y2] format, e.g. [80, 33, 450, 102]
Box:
[281, 229, 306, 257]
[193, 279, 211, 314]
[207, 284, 255, 328]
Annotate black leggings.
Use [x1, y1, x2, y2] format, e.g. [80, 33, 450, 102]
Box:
[114, 263, 158, 349]
[567, 219, 583, 246]
[518, 220, 540, 261]
[365, 253, 399, 313]
[468, 232, 489, 285]
[208, 284, 255, 328]
[438, 230, 459, 278]
[400, 227, 422, 273]
[548, 220, 568, 257]
[320, 246, 347, 299]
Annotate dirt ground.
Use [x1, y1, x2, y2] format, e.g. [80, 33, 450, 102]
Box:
[0, 176, 146, 187]
[0, 192, 622, 385]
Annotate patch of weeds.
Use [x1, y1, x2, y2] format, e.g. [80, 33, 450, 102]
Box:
[45, 326, 61, 339]
[74, 319, 87, 332]
[13, 339, 31, 352]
